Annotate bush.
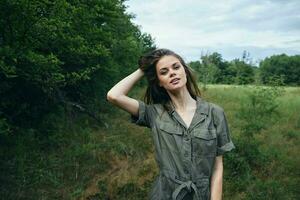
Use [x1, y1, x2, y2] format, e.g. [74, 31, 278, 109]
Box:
[237, 85, 284, 137]
[227, 85, 284, 195]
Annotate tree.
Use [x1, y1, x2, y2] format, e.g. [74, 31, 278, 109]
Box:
[259, 54, 300, 85]
[229, 59, 255, 85]
[0, 0, 155, 132]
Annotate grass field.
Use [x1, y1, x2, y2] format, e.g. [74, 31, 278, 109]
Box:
[2, 84, 298, 200]
[80, 84, 300, 200]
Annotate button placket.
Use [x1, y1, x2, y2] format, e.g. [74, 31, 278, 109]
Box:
[182, 129, 192, 175]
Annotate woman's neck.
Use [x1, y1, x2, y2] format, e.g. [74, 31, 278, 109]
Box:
[167, 87, 196, 112]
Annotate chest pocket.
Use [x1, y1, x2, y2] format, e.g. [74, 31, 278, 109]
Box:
[159, 123, 183, 135]
[192, 129, 217, 156]
[158, 122, 183, 152]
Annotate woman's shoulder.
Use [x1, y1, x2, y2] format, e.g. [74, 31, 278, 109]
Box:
[198, 97, 225, 114]
[198, 98, 227, 125]
[209, 102, 225, 113]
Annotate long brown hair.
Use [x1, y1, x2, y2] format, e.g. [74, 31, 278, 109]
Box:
[138, 48, 201, 109]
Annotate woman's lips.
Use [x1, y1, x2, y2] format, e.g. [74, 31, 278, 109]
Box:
[170, 78, 180, 84]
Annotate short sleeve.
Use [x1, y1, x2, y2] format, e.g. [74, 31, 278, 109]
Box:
[212, 105, 235, 156]
[130, 100, 154, 128]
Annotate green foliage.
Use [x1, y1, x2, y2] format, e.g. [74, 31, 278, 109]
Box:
[97, 125, 152, 159]
[0, 122, 110, 199]
[260, 54, 300, 86]
[189, 52, 222, 85]
[238, 85, 284, 137]
[225, 136, 275, 193]
[230, 59, 255, 85]
[226, 146, 253, 191]
[1, 84, 299, 199]
[97, 180, 109, 199]
[116, 182, 145, 200]
[0, 0, 298, 199]
[190, 51, 300, 87]
[0, 0, 155, 199]
[204, 85, 300, 199]
[284, 130, 299, 140]
[0, 0, 155, 132]
[189, 52, 256, 85]
[245, 179, 286, 200]
[224, 85, 286, 198]
[0, 116, 11, 136]
[114, 181, 153, 200]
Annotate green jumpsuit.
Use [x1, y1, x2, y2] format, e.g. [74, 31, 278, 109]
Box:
[131, 96, 235, 200]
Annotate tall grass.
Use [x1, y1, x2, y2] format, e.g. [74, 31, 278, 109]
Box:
[202, 85, 300, 200]
[93, 84, 299, 199]
[1, 85, 299, 199]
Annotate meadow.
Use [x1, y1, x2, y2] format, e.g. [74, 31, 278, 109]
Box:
[1, 84, 299, 200]
[79, 84, 300, 200]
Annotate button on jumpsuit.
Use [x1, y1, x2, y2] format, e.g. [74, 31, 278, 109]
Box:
[131, 97, 235, 200]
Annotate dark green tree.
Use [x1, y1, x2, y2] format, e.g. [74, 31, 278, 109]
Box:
[0, 0, 155, 198]
[0, 0, 155, 132]
[259, 54, 300, 85]
[229, 59, 255, 85]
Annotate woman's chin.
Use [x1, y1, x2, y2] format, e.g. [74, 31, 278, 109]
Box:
[166, 84, 186, 92]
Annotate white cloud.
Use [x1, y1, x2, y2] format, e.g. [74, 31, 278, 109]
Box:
[125, 0, 300, 62]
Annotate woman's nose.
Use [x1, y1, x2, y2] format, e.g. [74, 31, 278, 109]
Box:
[169, 70, 176, 77]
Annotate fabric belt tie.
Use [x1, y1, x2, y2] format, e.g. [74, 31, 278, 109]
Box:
[162, 169, 201, 200]
[172, 180, 200, 200]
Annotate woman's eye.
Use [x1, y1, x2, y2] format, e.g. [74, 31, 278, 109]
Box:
[160, 71, 167, 75]
[174, 64, 180, 69]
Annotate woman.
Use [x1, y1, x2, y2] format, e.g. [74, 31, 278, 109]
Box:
[107, 48, 235, 200]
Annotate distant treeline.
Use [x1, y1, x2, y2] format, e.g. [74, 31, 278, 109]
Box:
[189, 52, 300, 86]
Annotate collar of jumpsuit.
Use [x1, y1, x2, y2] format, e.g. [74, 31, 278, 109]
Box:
[131, 96, 235, 200]
[167, 96, 210, 131]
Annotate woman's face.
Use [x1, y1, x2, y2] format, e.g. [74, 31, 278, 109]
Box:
[156, 55, 187, 92]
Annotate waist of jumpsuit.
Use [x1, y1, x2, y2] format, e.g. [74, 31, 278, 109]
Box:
[161, 168, 210, 200]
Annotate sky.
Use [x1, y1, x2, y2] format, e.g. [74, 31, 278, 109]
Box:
[124, 0, 300, 64]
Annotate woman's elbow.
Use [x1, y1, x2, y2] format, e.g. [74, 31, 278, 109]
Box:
[106, 91, 117, 103]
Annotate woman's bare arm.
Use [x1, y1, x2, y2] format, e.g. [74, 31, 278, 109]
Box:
[106, 68, 144, 117]
[210, 155, 223, 200]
